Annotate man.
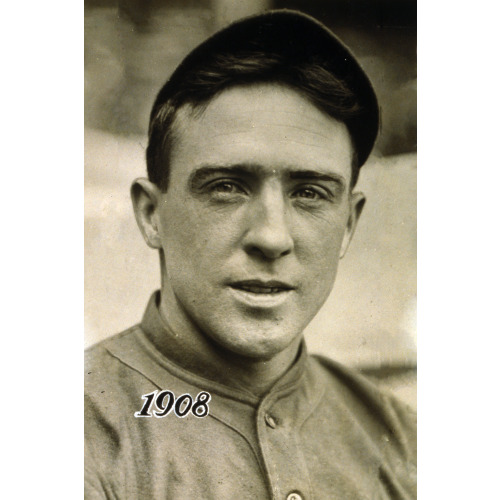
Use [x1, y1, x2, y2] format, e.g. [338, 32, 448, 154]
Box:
[85, 9, 416, 499]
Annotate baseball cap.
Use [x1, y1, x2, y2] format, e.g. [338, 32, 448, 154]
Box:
[151, 9, 379, 167]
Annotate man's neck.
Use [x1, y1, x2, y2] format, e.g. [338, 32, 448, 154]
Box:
[153, 293, 302, 397]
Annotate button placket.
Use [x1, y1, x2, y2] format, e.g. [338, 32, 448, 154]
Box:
[257, 391, 311, 500]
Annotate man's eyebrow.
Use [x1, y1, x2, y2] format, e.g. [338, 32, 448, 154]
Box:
[289, 170, 346, 189]
[189, 165, 259, 187]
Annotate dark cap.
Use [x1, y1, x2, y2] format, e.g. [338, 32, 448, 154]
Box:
[151, 9, 379, 168]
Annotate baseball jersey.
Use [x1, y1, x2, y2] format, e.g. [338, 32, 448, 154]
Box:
[85, 293, 416, 499]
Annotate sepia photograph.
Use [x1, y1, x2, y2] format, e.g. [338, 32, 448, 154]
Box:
[85, 1, 417, 498]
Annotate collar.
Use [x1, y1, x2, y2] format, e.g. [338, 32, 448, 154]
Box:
[139, 291, 309, 403]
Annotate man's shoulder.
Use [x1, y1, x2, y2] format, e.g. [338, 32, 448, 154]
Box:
[84, 324, 200, 413]
[311, 354, 416, 402]
[308, 354, 416, 495]
[85, 325, 143, 385]
[84, 324, 172, 410]
[85, 326, 147, 414]
[309, 353, 416, 441]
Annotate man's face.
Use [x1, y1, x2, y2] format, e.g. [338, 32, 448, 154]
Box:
[143, 83, 363, 360]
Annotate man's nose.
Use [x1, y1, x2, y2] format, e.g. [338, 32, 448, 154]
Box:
[242, 187, 294, 260]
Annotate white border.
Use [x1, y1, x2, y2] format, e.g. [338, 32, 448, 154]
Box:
[0, 1, 82, 497]
[418, 1, 500, 497]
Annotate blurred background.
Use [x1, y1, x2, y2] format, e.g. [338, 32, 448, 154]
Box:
[85, 0, 416, 406]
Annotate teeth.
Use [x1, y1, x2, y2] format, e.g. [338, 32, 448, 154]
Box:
[239, 286, 284, 294]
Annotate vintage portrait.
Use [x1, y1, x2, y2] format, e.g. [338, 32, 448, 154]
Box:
[85, 1, 416, 498]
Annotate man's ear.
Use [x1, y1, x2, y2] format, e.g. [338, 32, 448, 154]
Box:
[131, 178, 163, 249]
[340, 191, 366, 259]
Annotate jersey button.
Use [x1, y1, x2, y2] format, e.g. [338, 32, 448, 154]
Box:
[286, 493, 303, 500]
[264, 413, 277, 428]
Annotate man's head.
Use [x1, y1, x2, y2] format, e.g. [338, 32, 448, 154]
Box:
[132, 10, 379, 362]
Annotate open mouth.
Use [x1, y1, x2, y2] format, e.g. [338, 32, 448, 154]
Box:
[228, 280, 295, 308]
[230, 280, 295, 294]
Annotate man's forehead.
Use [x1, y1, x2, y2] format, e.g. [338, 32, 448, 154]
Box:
[177, 83, 332, 121]
[168, 84, 354, 185]
[172, 83, 353, 151]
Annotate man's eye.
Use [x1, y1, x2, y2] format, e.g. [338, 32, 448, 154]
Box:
[207, 180, 246, 198]
[292, 187, 324, 200]
[212, 182, 240, 193]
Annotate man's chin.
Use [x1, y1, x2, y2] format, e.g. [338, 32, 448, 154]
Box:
[206, 321, 302, 361]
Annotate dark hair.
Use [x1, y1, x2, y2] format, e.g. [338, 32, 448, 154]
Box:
[147, 51, 363, 191]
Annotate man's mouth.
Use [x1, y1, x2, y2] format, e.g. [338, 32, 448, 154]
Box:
[228, 280, 295, 308]
[230, 280, 295, 294]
